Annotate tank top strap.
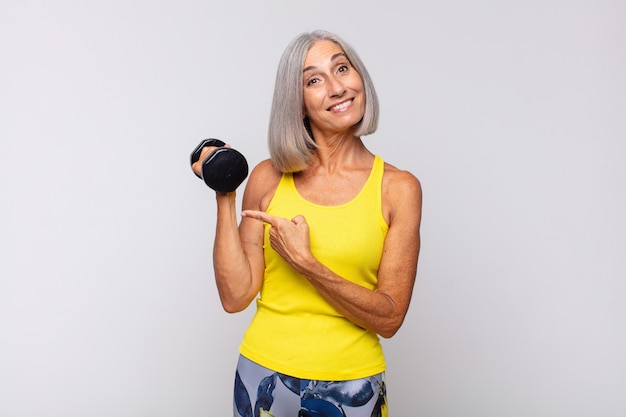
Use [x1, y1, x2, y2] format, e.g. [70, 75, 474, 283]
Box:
[361, 154, 384, 212]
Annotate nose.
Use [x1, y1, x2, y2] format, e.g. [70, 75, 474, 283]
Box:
[327, 75, 346, 98]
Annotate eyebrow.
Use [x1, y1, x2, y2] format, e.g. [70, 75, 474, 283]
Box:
[303, 52, 347, 73]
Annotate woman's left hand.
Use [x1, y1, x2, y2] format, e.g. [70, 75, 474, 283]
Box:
[241, 210, 313, 272]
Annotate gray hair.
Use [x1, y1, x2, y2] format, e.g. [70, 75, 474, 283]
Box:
[268, 30, 380, 173]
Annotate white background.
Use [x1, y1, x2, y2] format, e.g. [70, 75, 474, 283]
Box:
[1, 1, 625, 416]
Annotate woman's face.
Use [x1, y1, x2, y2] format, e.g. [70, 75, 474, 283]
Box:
[302, 40, 365, 136]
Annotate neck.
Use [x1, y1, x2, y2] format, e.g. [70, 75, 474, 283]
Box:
[307, 135, 372, 175]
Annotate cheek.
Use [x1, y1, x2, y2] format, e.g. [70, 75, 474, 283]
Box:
[347, 71, 365, 92]
[302, 91, 322, 115]
[346, 74, 364, 95]
[353, 80, 366, 109]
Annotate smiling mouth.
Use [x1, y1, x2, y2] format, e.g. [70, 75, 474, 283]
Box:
[329, 99, 353, 111]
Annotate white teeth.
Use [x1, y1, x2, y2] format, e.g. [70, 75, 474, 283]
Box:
[331, 100, 351, 111]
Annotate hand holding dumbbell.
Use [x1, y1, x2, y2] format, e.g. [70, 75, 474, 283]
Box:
[190, 138, 249, 193]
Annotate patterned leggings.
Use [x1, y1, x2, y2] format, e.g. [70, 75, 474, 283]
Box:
[233, 355, 388, 417]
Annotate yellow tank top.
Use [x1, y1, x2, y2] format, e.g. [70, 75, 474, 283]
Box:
[239, 155, 389, 380]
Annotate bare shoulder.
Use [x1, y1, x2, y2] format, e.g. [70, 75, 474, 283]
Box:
[383, 162, 422, 197]
[381, 162, 423, 224]
[242, 158, 283, 211]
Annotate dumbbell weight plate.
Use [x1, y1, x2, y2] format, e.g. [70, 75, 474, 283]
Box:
[201, 147, 248, 193]
[190, 138, 226, 179]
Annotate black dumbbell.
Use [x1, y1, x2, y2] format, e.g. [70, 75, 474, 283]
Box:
[190, 138, 249, 193]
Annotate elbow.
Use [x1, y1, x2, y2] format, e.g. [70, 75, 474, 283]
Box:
[379, 329, 398, 339]
[215, 279, 256, 314]
[378, 325, 400, 339]
[220, 292, 255, 314]
[377, 314, 406, 339]
[222, 303, 243, 314]
[221, 298, 250, 314]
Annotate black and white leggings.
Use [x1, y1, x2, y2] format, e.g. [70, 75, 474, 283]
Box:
[233, 355, 388, 417]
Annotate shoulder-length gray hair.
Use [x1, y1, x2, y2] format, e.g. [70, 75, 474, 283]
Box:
[268, 30, 379, 173]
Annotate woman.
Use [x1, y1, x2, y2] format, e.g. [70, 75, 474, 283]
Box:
[193, 30, 422, 417]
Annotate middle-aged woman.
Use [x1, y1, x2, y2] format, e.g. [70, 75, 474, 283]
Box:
[193, 30, 422, 417]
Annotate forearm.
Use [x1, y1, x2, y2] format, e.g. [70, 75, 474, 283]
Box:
[298, 258, 406, 338]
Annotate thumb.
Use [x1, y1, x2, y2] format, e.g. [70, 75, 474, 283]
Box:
[291, 215, 307, 225]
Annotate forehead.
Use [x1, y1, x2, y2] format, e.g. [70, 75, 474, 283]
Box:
[304, 40, 346, 67]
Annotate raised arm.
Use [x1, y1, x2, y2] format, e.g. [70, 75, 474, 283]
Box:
[193, 152, 279, 313]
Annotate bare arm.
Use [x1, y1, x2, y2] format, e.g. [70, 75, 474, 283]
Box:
[242, 169, 422, 337]
[193, 151, 279, 313]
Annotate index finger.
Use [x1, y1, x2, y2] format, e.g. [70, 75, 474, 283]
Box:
[241, 210, 279, 226]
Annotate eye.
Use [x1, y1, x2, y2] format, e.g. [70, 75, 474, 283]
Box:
[338, 64, 349, 73]
[305, 77, 320, 87]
